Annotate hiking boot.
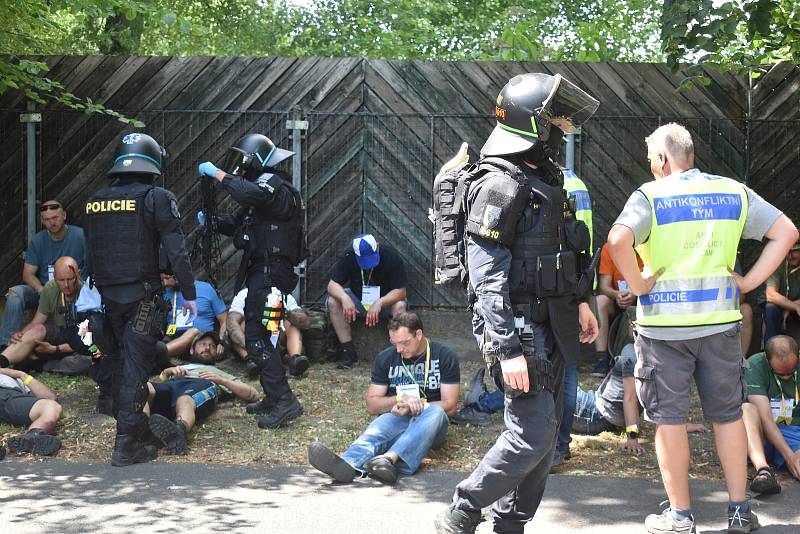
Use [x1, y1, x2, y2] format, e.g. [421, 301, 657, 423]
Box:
[246, 397, 276, 415]
[365, 455, 398, 485]
[244, 357, 261, 378]
[590, 356, 610, 378]
[449, 405, 491, 427]
[43, 354, 92, 375]
[257, 393, 303, 428]
[335, 349, 357, 370]
[750, 466, 781, 495]
[148, 414, 188, 455]
[549, 447, 570, 471]
[434, 505, 482, 534]
[307, 442, 357, 483]
[727, 505, 759, 534]
[7, 428, 61, 456]
[96, 394, 114, 417]
[644, 504, 696, 534]
[110, 433, 157, 467]
[287, 354, 310, 377]
[463, 368, 488, 408]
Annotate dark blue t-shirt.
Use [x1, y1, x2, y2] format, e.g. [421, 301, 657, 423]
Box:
[25, 225, 86, 285]
[371, 340, 460, 402]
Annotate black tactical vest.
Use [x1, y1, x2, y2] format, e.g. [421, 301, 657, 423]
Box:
[84, 182, 160, 287]
[508, 168, 581, 304]
[248, 177, 305, 266]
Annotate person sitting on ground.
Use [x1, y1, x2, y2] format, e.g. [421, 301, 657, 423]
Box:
[326, 233, 407, 369]
[160, 274, 227, 362]
[592, 242, 643, 377]
[0, 200, 85, 351]
[226, 286, 310, 378]
[0, 367, 62, 456]
[0, 256, 91, 374]
[145, 333, 261, 455]
[308, 312, 459, 484]
[762, 241, 800, 346]
[742, 335, 800, 495]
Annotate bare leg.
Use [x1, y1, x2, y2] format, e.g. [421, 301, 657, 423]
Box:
[595, 294, 614, 353]
[166, 328, 200, 358]
[2, 324, 46, 365]
[742, 403, 769, 469]
[327, 296, 352, 343]
[174, 395, 197, 432]
[740, 303, 753, 358]
[143, 383, 156, 416]
[225, 313, 248, 360]
[714, 418, 748, 502]
[655, 424, 691, 510]
[285, 321, 303, 355]
[28, 399, 62, 434]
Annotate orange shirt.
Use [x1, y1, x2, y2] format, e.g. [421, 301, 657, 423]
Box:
[598, 243, 643, 291]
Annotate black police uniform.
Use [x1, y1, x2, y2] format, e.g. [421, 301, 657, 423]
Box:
[215, 170, 303, 412]
[437, 73, 599, 534]
[84, 134, 195, 465]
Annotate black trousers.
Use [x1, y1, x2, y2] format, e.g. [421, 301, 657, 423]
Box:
[103, 299, 160, 435]
[243, 260, 291, 400]
[60, 319, 114, 400]
[453, 321, 565, 534]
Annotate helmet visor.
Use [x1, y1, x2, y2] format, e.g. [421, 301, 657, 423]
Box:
[222, 147, 252, 176]
[539, 74, 600, 133]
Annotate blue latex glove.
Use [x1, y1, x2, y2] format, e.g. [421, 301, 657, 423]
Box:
[197, 211, 206, 226]
[181, 299, 198, 324]
[198, 161, 219, 178]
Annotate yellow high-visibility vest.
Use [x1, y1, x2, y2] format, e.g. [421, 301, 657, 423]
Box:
[636, 169, 747, 327]
[563, 169, 593, 249]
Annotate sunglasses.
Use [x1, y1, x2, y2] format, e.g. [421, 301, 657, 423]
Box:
[39, 204, 62, 212]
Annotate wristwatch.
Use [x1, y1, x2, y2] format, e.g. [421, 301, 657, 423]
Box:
[626, 424, 639, 439]
[627, 430, 639, 439]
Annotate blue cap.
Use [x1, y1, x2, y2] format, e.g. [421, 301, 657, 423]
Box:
[353, 233, 380, 269]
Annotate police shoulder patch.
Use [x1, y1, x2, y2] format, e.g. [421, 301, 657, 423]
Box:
[170, 198, 181, 219]
[255, 173, 277, 194]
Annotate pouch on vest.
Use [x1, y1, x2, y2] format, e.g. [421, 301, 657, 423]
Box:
[432, 160, 475, 289]
[466, 169, 528, 245]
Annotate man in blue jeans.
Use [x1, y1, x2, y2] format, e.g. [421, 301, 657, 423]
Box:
[308, 312, 459, 484]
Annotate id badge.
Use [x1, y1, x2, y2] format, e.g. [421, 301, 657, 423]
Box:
[771, 398, 794, 424]
[166, 324, 177, 336]
[47, 265, 55, 281]
[396, 383, 420, 399]
[362, 285, 381, 311]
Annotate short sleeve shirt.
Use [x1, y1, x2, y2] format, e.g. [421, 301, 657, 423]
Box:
[37, 278, 83, 329]
[331, 243, 407, 301]
[766, 261, 800, 301]
[745, 352, 800, 427]
[25, 226, 86, 285]
[370, 340, 460, 403]
[613, 170, 782, 340]
[598, 243, 644, 291]
[164, 281, 226, 334]
[229, 288, 300, 316]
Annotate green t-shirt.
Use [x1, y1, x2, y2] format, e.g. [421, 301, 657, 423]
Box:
[745, 352, 800, 427]
[37, 278, 83, 329]
[766, 260, 800, 302]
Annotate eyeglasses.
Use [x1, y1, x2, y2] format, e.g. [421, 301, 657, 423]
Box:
[39, 204, 61, 212]
[391, 336, 417, 348]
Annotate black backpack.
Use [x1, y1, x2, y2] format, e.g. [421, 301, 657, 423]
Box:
[432, 157, 524, 289]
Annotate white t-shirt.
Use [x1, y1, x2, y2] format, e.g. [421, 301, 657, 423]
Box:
[229, 288, 300, 316]
[0, 374, 29, 393]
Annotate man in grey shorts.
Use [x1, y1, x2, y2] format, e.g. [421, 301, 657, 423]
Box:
[0, 368, 63, 456]
[608, 123, 798, 534]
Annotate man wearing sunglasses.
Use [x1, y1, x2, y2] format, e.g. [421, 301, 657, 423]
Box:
[0, 200, 85, 352]
[308, 312, 459, 485]
[742, 335, 800, 496]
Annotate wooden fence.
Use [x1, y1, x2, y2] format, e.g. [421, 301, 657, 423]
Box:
[0, 57, 797, 306]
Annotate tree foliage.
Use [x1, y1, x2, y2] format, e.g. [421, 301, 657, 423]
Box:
[662, 0, 800, 81]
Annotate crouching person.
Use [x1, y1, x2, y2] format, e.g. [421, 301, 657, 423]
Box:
[145, 333, 261, 454]
[308, 312, 459, 484]
[0, 368, 62, 456]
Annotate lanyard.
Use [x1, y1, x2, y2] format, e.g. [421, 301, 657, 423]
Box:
[360, 269, 373, 286]
[773, 369, 799, 414]
[170, 291, 178, 324]
[400, 338, 430, 399]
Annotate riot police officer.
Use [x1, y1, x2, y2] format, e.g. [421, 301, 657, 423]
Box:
[84, 133, 197, 467]
[198, 133, 305, 429]
[435, 73, 600, 533]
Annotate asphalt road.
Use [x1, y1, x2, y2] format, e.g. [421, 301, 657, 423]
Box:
[1, 459, 799, 533]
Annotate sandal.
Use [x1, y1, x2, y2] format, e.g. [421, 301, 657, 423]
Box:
[750, 466, 781, 495]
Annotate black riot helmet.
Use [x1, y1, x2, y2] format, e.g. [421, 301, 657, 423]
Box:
[222, 134, 294, 178]
[108, 133, 166, 176]
[481, 73, 599, 158]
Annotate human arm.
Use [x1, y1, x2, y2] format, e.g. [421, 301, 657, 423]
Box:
[197, 371, 260, 403]
[428, 383, 459, 416]
[214, 207, 247, 237]
[219, 173, 296, 220]
[0, 369, 57, 400]
[149, 189, 197, 301]
[621, 376, 644, 454]
[34, 340, 75, 355]
[159, 366, 189, 380]
[748, 394, 800, 479]
[607, 224, 664, 296]
[366, 383, 399, 415]
[327, 279, 357, 323]
[734, 214, 798, 295]
[22, 263, 44, 294]
[765, 280, 800, 314]
[365, 288, 407, 327]
[597, 273, 618, 300]
[578, 301, 599, 344]
[216, 312, 227, 356]
[225, 311, 246, 350]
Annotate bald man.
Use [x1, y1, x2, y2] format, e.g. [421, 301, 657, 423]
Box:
[0, 256, 84, 368]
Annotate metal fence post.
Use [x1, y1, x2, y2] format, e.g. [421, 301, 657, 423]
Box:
[565, 132, 576, 171]
[286, 113, 308, 303]
[21, 102, 41, 244]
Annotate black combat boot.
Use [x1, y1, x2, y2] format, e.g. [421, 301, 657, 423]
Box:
[287, 354, 310, 377]
[7, 428, 61, 456]
[257, 393, 303, 428]
[111, 433, 158, 467]
[434, 505, 483, 534]
[335, 348, 357, 370]
[148, 414, 188, 455]
[246, 396, 276, 415]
